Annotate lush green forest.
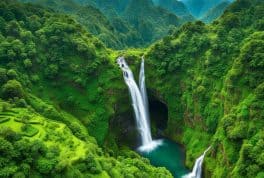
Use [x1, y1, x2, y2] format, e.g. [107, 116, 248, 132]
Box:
[19, 0, 187, 49]
[145, 0, 264, 177]
[180, 0, 234, 18]
[201, 1, 231, 23]
[0, 0, 263, 177]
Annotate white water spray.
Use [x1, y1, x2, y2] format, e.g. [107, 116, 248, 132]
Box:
[117, 56, 162, 152]
[139, 57, 150, 125]
[183, 146, 211, 178]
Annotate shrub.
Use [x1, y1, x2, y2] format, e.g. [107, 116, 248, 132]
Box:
[45, 64, 58, 78]
[7, 69, 18, 79]
[21, 124, 39, 137]
[36, 157, 56, 174]
[222, 13, 240, 29]
[227, 121, 248, 140]
[1, 80, 24, 99]
[14, 98, 27, 107]
[13, 172, 26, 178]
[31, 75, 40, 83]
[85, 154, 102, 174]
[23, 59, 32, 68]
[0, 68, 7, 84]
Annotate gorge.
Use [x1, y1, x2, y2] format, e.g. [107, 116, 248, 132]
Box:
[0, 0, 263, 178]
[117, 56, 163, 152]
[117, 56, 211, 178]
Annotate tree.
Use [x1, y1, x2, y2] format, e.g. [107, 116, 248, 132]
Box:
[5, 20, 20, 37]
[44, 64, 58, 79]
[0, 67, 7, 84]
[0, 17, 6, 33]
[23, 58, 32, 69]
[7, 69, 18, 79]
[1, 80, 24, 99]
[36, 157, 56, 174]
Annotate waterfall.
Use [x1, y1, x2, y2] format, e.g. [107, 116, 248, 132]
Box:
[139, 57, 150, 125]
[183, 146, 211, 178]
[117, 56, 162, 152]
[117, 57, 152, 145]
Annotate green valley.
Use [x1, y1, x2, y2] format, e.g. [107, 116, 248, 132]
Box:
[0, 0, 263, 177]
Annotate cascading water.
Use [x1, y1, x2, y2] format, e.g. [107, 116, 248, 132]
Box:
[117, 56, 162, 152]
[139, 57, 150, 125]
[183, 146, 211, 178]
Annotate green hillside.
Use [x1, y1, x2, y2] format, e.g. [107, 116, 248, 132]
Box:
[0, 0, 263, 177]
[181, 0, 231, 18]
[201, 1, 231, 23]
[145, 0, 264, 177]
[0, 0, 172, 177]
[19, 0, 143, 49]
[152, 0, 194, 21]
[19, 0, 185, 49]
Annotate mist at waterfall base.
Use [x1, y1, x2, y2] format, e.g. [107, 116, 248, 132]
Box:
[141, 139, 189, 177]
[117, 57, 210, 178]
[117, 56, 162, 152]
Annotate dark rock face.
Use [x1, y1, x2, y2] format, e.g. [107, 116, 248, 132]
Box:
[149, 99, 168, 131]
[109, 91, 169, 148]
[109, 109, 141, 148]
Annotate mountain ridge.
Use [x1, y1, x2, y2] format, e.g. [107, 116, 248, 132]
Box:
[181, 0, 233, 19]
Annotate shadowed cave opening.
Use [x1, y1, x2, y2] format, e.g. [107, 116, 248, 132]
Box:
[110, 92, 168, 148]
[149, 98, 168, 132]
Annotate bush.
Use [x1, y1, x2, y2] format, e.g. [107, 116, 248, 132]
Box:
[14, 98, 27, 107]
[31, 75, 40, 83]
[44, 64, 58, 79]
[85, 154, 102, 174]
[21, 124, 39, 137]
[1, 80, 24, 99]
[222, 13, 240, 29]
[0, 68, 7, 84]
[13, 172, 26, 178]
[23, 59, 32, 68]
[227, 121, 248, 140]
[36, 157, 56, 174]
[7, 69, 18, 79]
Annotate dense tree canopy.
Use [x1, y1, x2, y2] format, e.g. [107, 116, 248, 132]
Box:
[0, 0, 263, 177]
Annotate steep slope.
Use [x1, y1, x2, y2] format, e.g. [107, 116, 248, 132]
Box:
[0, 0, 173, 177]
[144, 0, 264, 177]
[152, 0, 194, 21]
[201, 1, 231, 23]
[181, 0, 233, 19]
[76, 0, 182, 46]
[123, 0, 180, 44]
[19, 0, 142, 49]
[88, 0, 130, 14]
[20, 0, 184, 48]
[0, 99, 172, 177]
[1, 0, 263, 177]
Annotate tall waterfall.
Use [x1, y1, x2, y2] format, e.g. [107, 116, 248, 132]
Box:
[183, 146, 211, 178]
[117, 56, 162, 152]
[139, 57, 149, 125]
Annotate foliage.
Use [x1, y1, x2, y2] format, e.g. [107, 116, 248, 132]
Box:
[1, 80, 24, 99]
[0, 0, 173, 177]
[0, 0, 263, 177]
[145, 0, 264, 177]
[19, 0, 184, 49]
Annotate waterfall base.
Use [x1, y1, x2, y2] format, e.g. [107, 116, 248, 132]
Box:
[138, 139, 163, 152]
[138, 138, 189, 177]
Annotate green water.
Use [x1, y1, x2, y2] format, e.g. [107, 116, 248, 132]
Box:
[139, 139, 189, 178]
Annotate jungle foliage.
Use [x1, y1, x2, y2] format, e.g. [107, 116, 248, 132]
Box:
[0, 0, 263, 177]
[146, 0, 264, 177]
